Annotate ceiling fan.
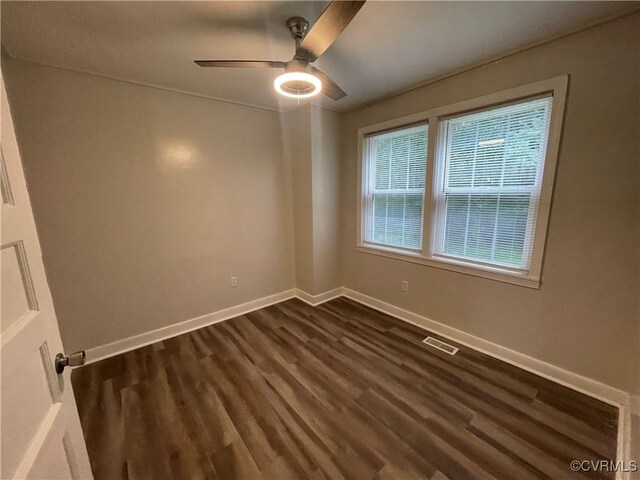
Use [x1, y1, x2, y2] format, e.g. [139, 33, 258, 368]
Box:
[195, 1, 366, 101]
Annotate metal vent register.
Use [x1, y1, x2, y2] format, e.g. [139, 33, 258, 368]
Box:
[423, 336, 458, 355]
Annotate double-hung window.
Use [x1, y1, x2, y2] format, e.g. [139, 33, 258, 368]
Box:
[432, 97, 551, 271]
[362, 124, 428, 251]
[358, 77, 567, 287]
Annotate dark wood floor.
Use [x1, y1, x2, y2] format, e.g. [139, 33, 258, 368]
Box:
[72, 297, 618, 480]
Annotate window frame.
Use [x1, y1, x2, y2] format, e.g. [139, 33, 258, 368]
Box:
[356, 76, 568, 289]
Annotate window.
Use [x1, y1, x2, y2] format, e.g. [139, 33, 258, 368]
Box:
[362, 124, 428, 251]
[357, 77, 567, 288]
[432, 97, 552, 272]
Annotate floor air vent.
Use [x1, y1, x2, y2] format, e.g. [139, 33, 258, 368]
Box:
[423, 336, 458, 355]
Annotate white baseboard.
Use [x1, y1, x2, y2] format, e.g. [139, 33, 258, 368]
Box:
[87, 284, 633, 411]
[83, 284, 635, 475]
[85, 289, 296, 364]
[617, 405, 632, 480]
[342, 288, 630, 409]
[86, 287, 343, 363]
[295, 287, 344, 306]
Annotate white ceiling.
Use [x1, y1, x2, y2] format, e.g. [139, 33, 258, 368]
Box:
[1, 1, 635, 112]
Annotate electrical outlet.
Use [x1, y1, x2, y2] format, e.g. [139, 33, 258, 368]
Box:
[401, 280, 409, 292]
[230, 276, 238, 288]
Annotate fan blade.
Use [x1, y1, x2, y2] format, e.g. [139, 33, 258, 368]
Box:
[195, 60, 286, 68]
[311, 67, 346, 100]
[296, 1, 366, 62]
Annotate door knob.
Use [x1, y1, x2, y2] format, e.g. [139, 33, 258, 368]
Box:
[55, 350, 86, 374]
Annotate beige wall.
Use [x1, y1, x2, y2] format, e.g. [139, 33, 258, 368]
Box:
[341, 14, 640, 394]
[282, 105, 314, 293]
[3, 58, 295, 352]
[311, 106, 342, 294]
[284, 104, 342, 296]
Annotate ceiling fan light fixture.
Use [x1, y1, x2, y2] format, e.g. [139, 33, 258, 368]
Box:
[274, 71, 322, 99]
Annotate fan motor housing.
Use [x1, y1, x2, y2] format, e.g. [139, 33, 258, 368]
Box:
[284, 59, 311, 74]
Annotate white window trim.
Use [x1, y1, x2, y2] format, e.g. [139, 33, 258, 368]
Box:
[356, 76, 568, 289]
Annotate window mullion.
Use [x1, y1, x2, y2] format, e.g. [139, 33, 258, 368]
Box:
[422, 116, 439, 257]
[365, 138, 375, 243]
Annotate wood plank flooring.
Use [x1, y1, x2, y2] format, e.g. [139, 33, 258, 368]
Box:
[72, 297, 619, 479]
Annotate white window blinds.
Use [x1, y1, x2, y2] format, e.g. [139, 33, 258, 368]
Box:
[363, 124, 428, 250]
[433, 96, 553, 271]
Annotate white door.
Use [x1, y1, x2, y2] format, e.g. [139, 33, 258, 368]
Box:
[1, 73, 93, 479]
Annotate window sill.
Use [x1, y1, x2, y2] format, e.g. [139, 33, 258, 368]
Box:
[355, 243, 541, 289]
